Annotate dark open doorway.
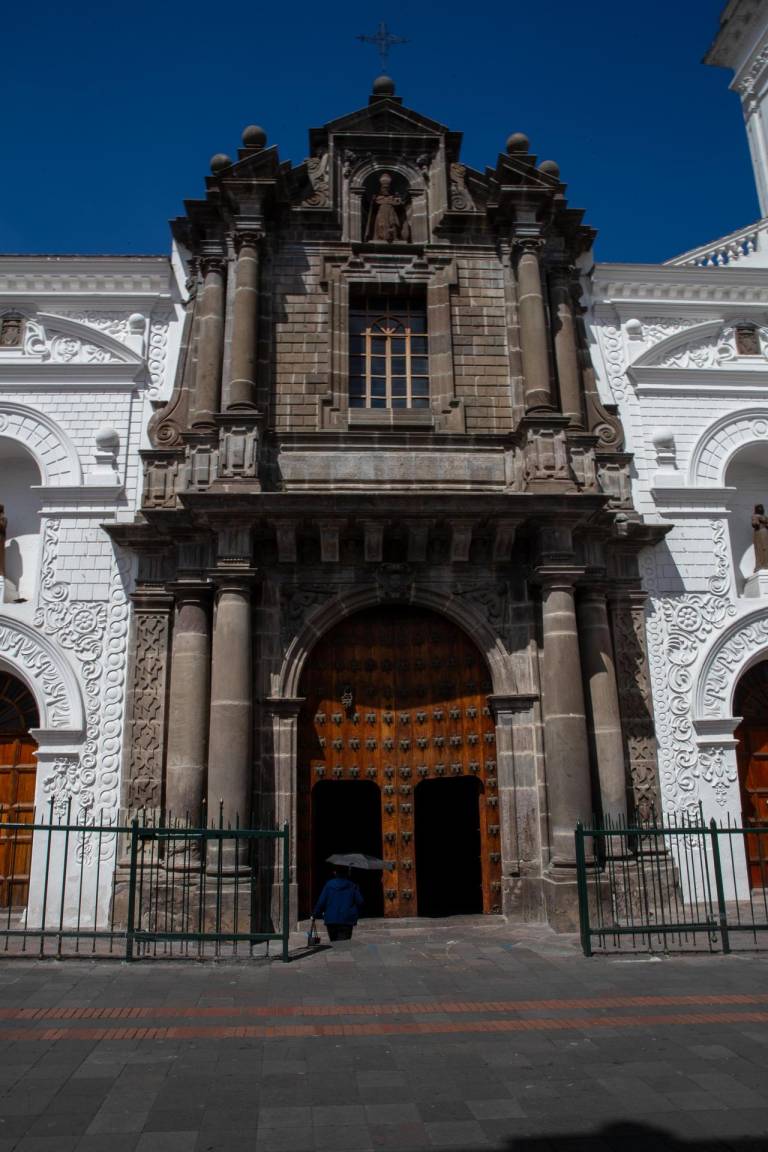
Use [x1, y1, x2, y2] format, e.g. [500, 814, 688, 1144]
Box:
[415, 776, 483, 917]
[311, 780, 384, 917]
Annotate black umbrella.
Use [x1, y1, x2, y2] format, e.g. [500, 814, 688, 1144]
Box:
[326, 853, 394, 871]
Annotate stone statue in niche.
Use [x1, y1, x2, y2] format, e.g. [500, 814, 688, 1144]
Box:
[0, 313, 23, 348]
[0, 504, 6, 578]
[753, 504, 768, 571]
[365, 173, 410, 242]
[736, 325, 761, 356]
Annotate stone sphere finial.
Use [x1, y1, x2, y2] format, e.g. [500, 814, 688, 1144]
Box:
[539, 160, 560, 178]
[210, 153, 232, 174]
[506, 132, 529, 154]
[373, 74, 396, 96]
[95, 425, 120, 454]
[128, 313, 145, 334]
[242, 124, 267, 150]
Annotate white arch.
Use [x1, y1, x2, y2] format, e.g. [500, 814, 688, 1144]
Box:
[277, 585, 515, 700]
[688, 408, 768, 487]
[633, 319, 724, 368]
[695, 605, 768, 720]
[0, 614, 85, 733]
[0, 402, 82, 485]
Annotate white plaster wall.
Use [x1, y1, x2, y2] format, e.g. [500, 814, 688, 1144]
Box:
[589, 268, 768, 901]
[0, 256, 183, 925]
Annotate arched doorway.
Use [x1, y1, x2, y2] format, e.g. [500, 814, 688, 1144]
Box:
[0, 672, 39, 907]
[734, 660, 768, 888]
[297, 606, 501, 919]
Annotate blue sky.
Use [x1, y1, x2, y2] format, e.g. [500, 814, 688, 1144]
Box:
[2, 0, 759, 262]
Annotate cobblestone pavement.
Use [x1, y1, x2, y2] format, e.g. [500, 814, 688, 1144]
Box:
[0, 919, 767, 1151]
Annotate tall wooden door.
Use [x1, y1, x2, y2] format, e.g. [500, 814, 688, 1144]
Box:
[0, 674, 39, 908]
[735, 661, 768, 888]
[298, 607, 502, 918]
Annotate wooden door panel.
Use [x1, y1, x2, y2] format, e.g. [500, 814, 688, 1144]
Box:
[298, 608, 501, 918]
[0, 738, 37, 908]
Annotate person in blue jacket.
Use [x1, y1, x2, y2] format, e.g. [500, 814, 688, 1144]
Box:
[312, 868, 364, 941]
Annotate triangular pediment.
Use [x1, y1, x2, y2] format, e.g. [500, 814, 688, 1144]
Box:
[319, 98, 450, 140]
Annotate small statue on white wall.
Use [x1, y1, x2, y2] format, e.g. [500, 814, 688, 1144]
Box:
[752, 504, 768, 571]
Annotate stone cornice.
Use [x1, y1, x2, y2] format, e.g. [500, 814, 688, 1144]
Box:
[0, 255, 171, 297]
[0, 363, 145, 386]
[631, 365, 768, 393]
[592, 262, 768, 303]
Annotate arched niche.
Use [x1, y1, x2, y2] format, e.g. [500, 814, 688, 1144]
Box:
[725, 442, 768, 594]
[346, 160, 428, 244]
[0, 437, 42, 603]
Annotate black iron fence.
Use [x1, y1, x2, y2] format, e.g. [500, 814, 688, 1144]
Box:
[0, 801, 290, 960]
[575, 811, 768, 956]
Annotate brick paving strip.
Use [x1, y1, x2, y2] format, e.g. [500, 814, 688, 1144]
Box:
[3, 990, 768, 1022]
[2, 994, 768, 1042]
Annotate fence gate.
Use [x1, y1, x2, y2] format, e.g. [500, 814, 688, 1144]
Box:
[0, 802, 290, 961]
[576, 812, 768, 956]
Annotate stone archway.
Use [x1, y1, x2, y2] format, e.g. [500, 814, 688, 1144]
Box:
[296, 605, 502, 920]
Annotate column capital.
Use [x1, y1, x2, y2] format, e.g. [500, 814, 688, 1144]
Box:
[264, 696, 306, 718]
[212, 572, 258, 594]
[513, 235, 546, 255]
[167, 581, 213, 605]
[234, 229, 263, 251]
[200, 253, 226, 277]
[130, 589, 174, 614]
[487, 693, 538, 722]
[535, 566, 585, 588]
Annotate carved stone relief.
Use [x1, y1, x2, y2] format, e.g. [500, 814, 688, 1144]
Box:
[611, 593, 660, 819]
[35, 520, 107, 830]
[703, 616, 768, 718]
[645, 520, 736, 813]
[449, 163, 475, 211]
[302, 152, 330, 208]
[122, 610, 171, 811]
[699, 746, 737, 807]
[0, 624, 72, 726]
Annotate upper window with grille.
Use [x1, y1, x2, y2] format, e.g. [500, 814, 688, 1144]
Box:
[349, 295, 429, 410]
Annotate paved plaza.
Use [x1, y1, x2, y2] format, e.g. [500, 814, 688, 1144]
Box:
[0, 919, 767, 1151]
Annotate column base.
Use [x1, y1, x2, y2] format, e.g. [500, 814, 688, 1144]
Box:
[542, 869, 585, 933]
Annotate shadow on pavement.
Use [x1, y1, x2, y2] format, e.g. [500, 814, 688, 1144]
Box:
[495, 1122, 766, 1150]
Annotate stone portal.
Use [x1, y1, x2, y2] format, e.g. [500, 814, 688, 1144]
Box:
[297, 606, 501, 919]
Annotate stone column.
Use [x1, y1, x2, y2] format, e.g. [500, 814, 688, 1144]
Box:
[227, 232, 261, 411]
[577, 587, 627, 825]
[207, 578, 253, 865]
[515, 239, 553, 411]
[265, 697, 304, 928]
[191, 255, 226, 429]
[165, 588, 211, 825]
[539, 572, 593, 865]
[549, 267, 584, 427]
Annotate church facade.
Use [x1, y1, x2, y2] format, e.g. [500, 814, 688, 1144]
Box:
[109, 79, 663, 928]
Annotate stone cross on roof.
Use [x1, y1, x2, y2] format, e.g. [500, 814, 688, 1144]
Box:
[356, 21, 408, 66]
